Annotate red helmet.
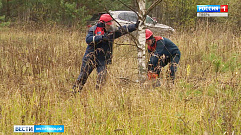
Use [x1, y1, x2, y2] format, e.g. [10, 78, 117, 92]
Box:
[146, 29, 153, 40]
[99, 14, 113, 25]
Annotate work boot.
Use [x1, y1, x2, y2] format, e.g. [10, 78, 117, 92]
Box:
[152, 78, 161, 88]
[72, 81, 83, 94]
[96, 84, 101, 90]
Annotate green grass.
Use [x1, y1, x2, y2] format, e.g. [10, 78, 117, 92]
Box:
[0, 24, 241, 134]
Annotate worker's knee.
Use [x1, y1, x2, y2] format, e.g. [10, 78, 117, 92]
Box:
[149, 56, 159, 65]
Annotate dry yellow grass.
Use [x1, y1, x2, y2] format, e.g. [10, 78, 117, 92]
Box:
[0, 23, 240, 134]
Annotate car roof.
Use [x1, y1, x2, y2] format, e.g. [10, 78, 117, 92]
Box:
[87, 10, 175, 33]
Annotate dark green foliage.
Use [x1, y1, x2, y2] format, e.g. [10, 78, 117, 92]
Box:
[147, 0, 240, 32]
[0, 0, 240, 30]
[0, 0, 91, 26]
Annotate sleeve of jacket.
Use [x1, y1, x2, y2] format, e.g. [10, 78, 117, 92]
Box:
[85, 26, 103, 45]
[111, 24, 137, 39]
[154, 40, 165, 56]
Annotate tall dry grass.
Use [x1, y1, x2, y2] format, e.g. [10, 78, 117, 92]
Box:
[0, 23, 240, 134]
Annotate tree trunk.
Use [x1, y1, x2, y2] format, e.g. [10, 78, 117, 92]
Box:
[137, 0, 146, 83]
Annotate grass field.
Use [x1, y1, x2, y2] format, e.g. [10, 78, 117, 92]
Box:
[0, 23, 240, 134]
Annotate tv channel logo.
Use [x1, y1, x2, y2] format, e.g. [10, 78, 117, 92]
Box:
[197, 5, 228, 17]
[34, 125, 64, 133]
[14, 125, 64, 133]
[14, 125, 34, 132]
[220, 5, 228, 12]
[197, 5, 228, 12]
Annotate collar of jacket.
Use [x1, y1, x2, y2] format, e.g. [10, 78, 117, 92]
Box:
[148, 36, 163, 52]
[94, 26, 105, 35]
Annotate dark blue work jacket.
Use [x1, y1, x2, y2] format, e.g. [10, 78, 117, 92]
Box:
[148, 36, 180, 58]
[84, 24, 137, 65]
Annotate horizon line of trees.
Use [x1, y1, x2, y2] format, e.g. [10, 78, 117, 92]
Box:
[0, 0, 240, 33]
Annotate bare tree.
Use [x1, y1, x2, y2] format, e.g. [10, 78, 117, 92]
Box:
[136, 0, 163, 84]
[136, 0, 146, 83]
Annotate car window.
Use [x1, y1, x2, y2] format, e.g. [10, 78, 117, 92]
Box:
[118, 12, 138, 22]
[146, 16, 155, 25]
[116, 11, 156, 25]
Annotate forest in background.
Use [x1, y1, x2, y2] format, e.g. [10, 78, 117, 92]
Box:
[0, 0, 241, 134]
[0, 0, 240, 33]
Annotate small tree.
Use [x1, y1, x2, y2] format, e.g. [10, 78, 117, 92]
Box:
[136, 0, 146, 83]
[136, 0, 163, 83]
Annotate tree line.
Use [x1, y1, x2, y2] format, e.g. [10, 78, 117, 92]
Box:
[0, 0, 240, 32]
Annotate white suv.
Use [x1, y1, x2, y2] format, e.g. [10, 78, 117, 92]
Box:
[109, 10, 175, 34]
[87, 11, 175, 35]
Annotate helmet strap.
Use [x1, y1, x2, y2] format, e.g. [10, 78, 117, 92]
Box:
[97, 21, 105, 27]
[151, 37, 155, 46]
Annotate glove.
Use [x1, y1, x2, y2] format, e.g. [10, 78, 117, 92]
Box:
[102, 33, 113, 41]
[150, 52, 159, 58]
[135, 20, 140, 28]
[102, 33, 109, 41]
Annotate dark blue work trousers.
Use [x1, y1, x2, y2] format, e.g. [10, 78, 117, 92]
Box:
[77, 53, 107, 90]
[148, 53, 180, 80]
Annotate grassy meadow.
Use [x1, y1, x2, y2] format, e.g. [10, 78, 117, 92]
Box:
[0, 23, 240, 134]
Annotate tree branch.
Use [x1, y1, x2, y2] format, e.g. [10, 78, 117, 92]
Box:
[135, 0, 140, 12]
[96, 1, 123, 27]
[144, 0, 163, 17]
[116, 0, 141, 19]
[115, 43, 136, 46]
[95, 0, 142, 50]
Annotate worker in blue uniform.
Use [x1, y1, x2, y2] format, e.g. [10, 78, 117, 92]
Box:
[146, 29, 181, 84]
[73, 14, 139, 92]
